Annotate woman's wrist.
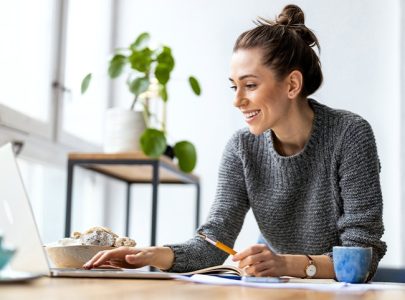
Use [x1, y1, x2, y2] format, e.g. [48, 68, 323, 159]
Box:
[282, 254, 335, 279]
[282, 254, 308, 278]
[150, 246, 175, 271]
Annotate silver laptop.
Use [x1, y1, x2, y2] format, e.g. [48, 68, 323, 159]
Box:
[0, 143, 179, 279]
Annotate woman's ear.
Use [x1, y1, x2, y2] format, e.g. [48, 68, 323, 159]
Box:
[287, 70, 303, 99]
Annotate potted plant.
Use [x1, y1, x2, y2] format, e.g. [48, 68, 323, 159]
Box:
[81, 32, 201, 173]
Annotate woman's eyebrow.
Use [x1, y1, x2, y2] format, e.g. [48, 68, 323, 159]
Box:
[229, 74, 259, 82]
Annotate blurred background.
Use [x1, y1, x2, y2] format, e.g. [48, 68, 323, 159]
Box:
[0, 0, 403, 267]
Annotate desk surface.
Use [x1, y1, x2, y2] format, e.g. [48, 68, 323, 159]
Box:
[68, 152, 199, 184]
[1, 277, 405, 300]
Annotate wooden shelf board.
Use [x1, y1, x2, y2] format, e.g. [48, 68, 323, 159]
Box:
[68, 152, 199, 183]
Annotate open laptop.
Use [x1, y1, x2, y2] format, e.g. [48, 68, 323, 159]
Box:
[0, 143, 179, 279]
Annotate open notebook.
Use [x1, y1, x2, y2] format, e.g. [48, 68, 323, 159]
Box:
[181, 265, 244, 276]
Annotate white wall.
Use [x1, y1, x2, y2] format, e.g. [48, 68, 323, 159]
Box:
[108, 0, 402, 266]
[401, 0, 405, 265]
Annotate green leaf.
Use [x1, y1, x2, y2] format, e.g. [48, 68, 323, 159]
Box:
[130, 32, 150, 50]
[108, 54, 127, 78]
[174, 141, 197, 173]
[129, 77, 150, 96]
[140, 129, 167, 158]
[81, 73, 92, 94]
[189, 76, 201, 96]
[159, 85, 168, 102]
[156, 46, 175, 71]
[155, 63, 171, 85]
[129, 48, 153, 72]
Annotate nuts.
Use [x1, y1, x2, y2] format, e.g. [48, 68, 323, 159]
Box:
[114, 237, 136, 247]
[63, 226, 136, 248]
[71, 231, 82, 239]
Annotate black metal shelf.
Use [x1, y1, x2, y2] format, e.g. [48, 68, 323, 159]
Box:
[65, 152, 200, 246]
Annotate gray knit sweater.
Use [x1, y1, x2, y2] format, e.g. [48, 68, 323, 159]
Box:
[166, 99, 386, 278]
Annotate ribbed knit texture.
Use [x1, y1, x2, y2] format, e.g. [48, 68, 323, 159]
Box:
[165, 99, 386, 279]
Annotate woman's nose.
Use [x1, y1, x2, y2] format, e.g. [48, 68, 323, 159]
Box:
[233, 93, 248, 108]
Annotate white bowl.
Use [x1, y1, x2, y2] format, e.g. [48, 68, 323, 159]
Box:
[45, 245, 114, 268]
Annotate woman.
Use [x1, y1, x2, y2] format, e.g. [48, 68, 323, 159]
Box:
[84, 4, 386, 279]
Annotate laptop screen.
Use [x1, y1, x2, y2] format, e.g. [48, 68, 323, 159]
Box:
[0, 143, 50, 275]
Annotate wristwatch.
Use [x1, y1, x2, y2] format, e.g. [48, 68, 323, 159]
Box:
[304, 255, 317, 278]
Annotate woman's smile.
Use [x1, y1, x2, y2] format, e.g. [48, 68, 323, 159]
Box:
[242, 109, 261, 123]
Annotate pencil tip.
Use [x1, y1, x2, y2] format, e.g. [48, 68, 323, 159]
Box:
[197, 231, 206, 239]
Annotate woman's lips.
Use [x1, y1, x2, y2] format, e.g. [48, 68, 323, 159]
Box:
[243, 110, 261, 123]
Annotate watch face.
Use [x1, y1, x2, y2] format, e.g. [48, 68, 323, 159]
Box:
[306, 264, 317, 277]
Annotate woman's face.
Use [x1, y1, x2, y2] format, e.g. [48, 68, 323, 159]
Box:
[229, 48, 291, 136]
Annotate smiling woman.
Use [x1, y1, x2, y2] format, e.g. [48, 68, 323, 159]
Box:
[82, 4, 386, 282]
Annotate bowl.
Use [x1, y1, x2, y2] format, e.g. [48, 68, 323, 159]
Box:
[0, 248, 16, 270]
[45, 245, 115, 268]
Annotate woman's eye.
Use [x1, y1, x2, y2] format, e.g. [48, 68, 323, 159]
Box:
[229, 83, 256, 91]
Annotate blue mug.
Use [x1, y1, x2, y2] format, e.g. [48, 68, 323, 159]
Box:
[333, 246, 372, 283]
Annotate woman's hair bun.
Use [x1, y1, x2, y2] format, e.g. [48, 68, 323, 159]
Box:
[276, 4, 305, 26]
[276, 5, 319, 50]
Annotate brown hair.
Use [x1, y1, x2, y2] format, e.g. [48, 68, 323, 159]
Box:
[233, 4, 323, 97]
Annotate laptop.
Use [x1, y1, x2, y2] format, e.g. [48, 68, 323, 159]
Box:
[0, 143, 179, 279]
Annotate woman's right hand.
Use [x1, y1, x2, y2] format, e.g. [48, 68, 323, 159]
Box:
[82, 246, 174, 270]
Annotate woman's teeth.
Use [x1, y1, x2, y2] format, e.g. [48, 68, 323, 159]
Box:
[244, 110, 260, 119]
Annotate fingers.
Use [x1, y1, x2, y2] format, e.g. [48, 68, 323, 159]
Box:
[231, 244, 281, 277]
[83, 250, 106, 269]
[244, 260, 274, 276]
[83, 247, 138, 269]
[237, 250, 268, 269]
[232, 244, 268, 262]
[107, 258, 134, 269]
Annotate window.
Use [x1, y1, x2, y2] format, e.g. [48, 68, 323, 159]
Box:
[0, 0, 58, 138]
[0, 0, 114, 147]
[61, 0, 114, 145]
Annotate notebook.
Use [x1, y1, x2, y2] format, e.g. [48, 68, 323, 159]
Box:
[181, 264, 244, 276]
[0, 143, 179, 279]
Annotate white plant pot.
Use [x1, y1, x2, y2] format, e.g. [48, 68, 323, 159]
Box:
[103, 108, 146, 153]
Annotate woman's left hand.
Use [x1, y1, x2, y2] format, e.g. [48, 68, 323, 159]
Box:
[232, 244, 286, 277]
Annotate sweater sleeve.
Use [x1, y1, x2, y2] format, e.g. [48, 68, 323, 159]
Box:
[164, 132, 250, 272]
[336, 118, 387, 280]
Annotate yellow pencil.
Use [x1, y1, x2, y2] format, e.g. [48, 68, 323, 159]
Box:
[197, 231, 237, 256]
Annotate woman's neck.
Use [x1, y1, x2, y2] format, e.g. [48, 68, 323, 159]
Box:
[272, 99, 314, 156]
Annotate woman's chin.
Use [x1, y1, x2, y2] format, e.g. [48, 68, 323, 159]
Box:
[248, 126, 265, 136]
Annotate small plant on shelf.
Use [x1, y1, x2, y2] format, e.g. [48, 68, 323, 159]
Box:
[82, 32, 201, 173]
